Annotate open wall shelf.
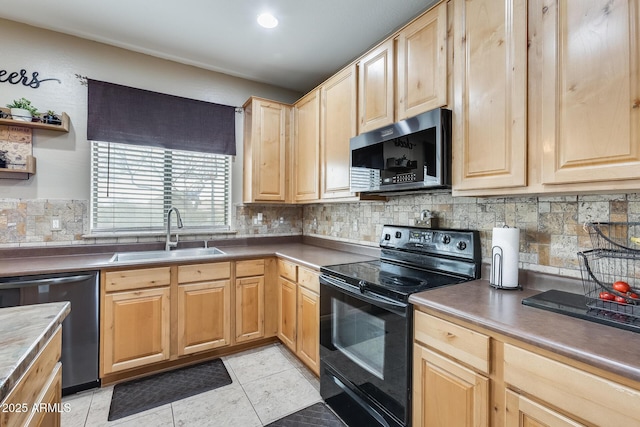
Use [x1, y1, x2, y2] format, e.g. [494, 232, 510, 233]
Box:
[0, 155, 36, 179]
[0, 112, 69, 133]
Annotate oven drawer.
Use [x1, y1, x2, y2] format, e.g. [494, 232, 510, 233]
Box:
[414, 311, 490, 374]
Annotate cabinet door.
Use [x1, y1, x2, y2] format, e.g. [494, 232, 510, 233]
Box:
[294, 89, 320, 202]
[396, 1, 448, 120]
[505, 389, 585, 427]
[177, 280, 231, 356]
[358, 39, 395, 133]
[413, 344, 489, 427]
[244, 98, 290, 202]
[320, 65, 357, 200]
[103, 287, 170, 374]
[538, 0, 640, 185]
[235, 276, 265, 343]
[278, 277, 297, 351]
[452, 0, 528, 191]
[296, 286, 319, 376]
[29, 363, 62, 427]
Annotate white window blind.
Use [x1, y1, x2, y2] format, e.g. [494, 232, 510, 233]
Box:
[91, 141, 231, 232]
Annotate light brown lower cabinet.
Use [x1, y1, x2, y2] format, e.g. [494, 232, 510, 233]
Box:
[177, 262, 232, 356]
[235, 259, 266, 343]
[413, 345, 489, 427]
[413, 308, 640, 427]
[278, 276, 297, 350]
[101, 260, 270, 379]
[1, 327, 63, 427]
[505, 389, 584, 427]
[102, 286, 171, 374]
[296, 285, 319, 375]
[503, 343, 640, 427]
[277, 259, 320, 375]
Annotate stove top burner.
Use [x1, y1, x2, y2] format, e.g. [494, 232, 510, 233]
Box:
[320, 225, 481, 302]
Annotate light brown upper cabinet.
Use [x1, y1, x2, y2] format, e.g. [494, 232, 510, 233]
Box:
[243, 97, 292, 203]
[452, 0, 528, 192]
[538, 0, 640, 186]
[396, 2, 448, 121]
[358, 2, 448, 134]
[293, 89, 320, 202]
[320, 65, 357, 200]
[358, 39, 395, 133]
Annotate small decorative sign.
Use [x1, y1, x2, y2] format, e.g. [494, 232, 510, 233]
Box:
[0, 68, 61, 89]
[0, 125, 32, 169]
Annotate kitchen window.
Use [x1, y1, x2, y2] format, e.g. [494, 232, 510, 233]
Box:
[86, 79, 237, 233]
[90, 141, 231, 232]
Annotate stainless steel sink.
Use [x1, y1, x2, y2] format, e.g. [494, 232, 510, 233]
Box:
[109, 247, 225, 263]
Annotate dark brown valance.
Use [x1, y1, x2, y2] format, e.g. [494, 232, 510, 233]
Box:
[87, 79, 236, 155]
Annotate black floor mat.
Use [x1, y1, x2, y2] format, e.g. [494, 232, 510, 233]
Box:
[266, 402, 346, 426]
[108, 358, 232, 421]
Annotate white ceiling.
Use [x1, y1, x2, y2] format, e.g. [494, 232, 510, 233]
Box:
[0, 0, 439, 93]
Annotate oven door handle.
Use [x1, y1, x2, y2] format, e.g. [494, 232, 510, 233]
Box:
[320, 275, 408, 316]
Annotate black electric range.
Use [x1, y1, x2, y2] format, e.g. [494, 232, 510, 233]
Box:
[319, 225, 482, 427]
[522, 289, 640, 334]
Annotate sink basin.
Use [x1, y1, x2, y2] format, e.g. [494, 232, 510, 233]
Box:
[110, 247, 225, 263]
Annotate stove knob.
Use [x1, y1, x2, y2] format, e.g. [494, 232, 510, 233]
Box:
[441, 234, 451, 244]
[384, 233, 391, 240]
[395, 231, 402, 239]
[358, 280, 367, 294]
[456, 241, 467, 251]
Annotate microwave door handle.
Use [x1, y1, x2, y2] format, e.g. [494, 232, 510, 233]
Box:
[320, 275, 407, 316]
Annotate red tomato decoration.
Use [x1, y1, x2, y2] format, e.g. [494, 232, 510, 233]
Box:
[613, 281, 631, 293]
[614, 295, 628, 304]
[599, 291, 615, 301]
[627, 292, 639, 299]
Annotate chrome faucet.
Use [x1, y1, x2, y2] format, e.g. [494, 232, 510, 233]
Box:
[165, 207, 184, 251]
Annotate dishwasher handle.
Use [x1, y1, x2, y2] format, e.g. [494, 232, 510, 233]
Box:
[0, 274, 95, 289]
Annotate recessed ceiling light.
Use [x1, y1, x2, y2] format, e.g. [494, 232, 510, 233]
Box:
[257, 13, 278, 29]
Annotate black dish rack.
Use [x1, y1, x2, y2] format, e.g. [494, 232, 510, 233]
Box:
[579, 222, 640, 320]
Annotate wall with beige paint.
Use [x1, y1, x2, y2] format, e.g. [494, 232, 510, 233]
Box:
[0, 19, 301, 203]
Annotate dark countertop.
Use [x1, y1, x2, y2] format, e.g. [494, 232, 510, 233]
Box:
[0, 302, 70, 402]
[409, 280, 640, 385]
[0, 241, 378, 277]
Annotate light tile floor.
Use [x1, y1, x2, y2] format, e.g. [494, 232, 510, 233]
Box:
[61, 343, 322, 427]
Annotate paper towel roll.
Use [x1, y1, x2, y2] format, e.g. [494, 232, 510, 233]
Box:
[491, 227, 520, 288]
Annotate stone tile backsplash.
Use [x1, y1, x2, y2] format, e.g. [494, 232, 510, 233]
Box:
[303, 192, 640, 279]
[1, 193, 639, 280]
[0, 199, 302, 246]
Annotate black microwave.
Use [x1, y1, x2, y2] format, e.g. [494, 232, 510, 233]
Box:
[350, 108, 451, 194]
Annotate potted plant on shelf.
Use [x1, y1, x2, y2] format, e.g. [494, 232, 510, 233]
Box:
[6, 98, 38, 122]
[42, 110, 62, 125]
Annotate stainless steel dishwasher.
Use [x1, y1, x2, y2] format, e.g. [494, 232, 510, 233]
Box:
[0, 271, 100, 395]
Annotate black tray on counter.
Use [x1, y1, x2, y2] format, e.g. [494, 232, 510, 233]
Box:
[522, 289, 640, 334]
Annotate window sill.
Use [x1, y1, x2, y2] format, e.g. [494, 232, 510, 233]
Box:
[83, 228, 238, 239]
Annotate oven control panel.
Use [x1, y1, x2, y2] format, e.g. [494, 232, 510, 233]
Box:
[380, 225, 479, 260]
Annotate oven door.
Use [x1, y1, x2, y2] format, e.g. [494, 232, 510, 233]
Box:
[320, 274, 411, 427]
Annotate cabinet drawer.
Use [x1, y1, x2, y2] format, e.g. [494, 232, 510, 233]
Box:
[504, 343, 640, 427]
[104, 267, 171, 292]
[278, 259, 297, 282]
[414, 311, 490, 374]
[298, 266, 319, 293]
[178, 262, 231, 283]
[0, 327, 62, 427]
[236, 259, 265, 278]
